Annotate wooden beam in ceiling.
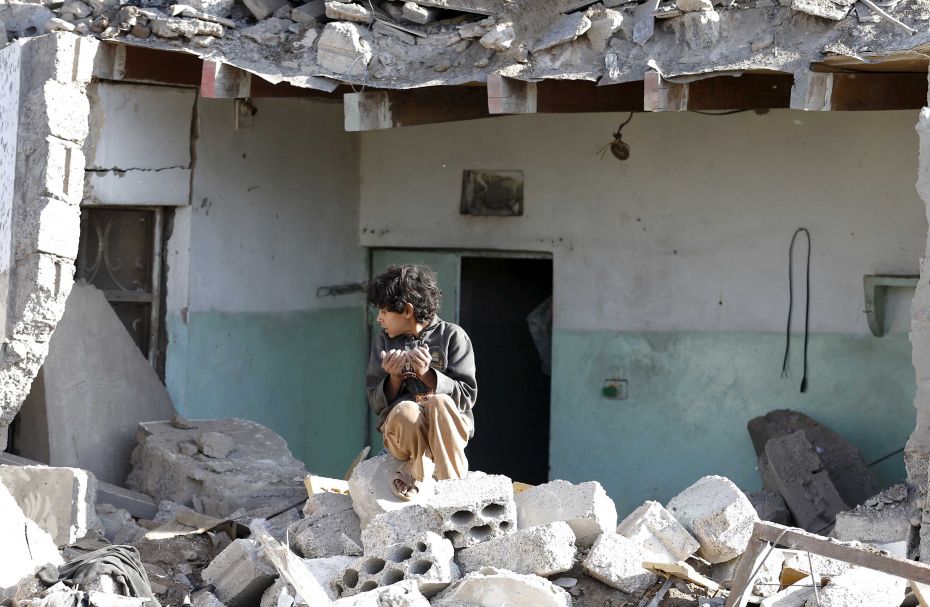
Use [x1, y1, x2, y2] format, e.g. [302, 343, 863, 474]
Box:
[344, 86, 491, 131]
[93, 43, 202, 87]
[791, 70, 928, 111]
[645, 70, 794, 112]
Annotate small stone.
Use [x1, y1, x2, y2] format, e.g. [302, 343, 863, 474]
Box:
[130, 23, 152, 37]
[61, 0, 93, 19]
[179, 441, 198, 456]
[433, 60, 451, 72]
[242, 0, 288, 21]
[459, 20, 490, 38]
[751, 32, 774, 52]
[198, 433, 234, 459]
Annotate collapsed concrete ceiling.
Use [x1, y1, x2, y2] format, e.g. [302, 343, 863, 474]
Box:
[3, 0, 930, 94]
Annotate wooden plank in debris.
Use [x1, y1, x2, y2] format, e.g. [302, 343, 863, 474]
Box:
[306, 474, 351, 496]
[487, 74, 538, 114]
[93, 42, 202, 87]
[644, 70, 687, 111]
[791, 71, 927, 111]
[344, 86, 491, 131]
[644, 561, 720, 591]
[201, 60, 252, 98]
[725, 522, 930, 607]
[687, 74, 793, 110]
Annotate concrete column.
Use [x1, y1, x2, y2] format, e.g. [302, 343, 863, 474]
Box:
[0, 33, 97, 443]
[907, 73, 930, 560]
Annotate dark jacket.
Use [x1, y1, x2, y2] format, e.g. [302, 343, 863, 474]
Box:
[366, 317, 477, 437]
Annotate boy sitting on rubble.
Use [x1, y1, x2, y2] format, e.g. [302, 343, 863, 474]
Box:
[366, 264, 477, 500]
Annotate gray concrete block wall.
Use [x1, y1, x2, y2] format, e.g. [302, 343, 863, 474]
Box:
[0, 33, 96, 438]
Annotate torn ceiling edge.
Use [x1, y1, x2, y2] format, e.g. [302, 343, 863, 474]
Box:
[38, 1, 930, 93]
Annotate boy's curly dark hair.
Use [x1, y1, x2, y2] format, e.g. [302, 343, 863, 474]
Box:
[368, 265, 442, 323]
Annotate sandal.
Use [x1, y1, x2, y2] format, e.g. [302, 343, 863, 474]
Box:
[390, 462, 421, 501]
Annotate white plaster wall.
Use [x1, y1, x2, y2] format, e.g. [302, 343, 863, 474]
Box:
[187, 97, 365, 313]
[359, 110, 925, 334]
[0, 42, 21, 335]
[83, 82, 195, 206]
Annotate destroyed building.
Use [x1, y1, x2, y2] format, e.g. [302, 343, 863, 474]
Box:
[5, 0, 930, 604]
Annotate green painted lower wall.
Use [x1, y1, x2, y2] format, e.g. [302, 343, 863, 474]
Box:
[550, 330, 916, 516]
[168, 307, 370, 478]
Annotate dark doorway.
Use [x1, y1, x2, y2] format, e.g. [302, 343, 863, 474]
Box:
[459, 256, 552, 485]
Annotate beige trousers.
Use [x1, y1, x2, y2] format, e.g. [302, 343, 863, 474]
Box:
[382, 394, 469, 482]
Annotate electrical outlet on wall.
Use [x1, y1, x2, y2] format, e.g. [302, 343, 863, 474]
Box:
[602, 378, 628, 400]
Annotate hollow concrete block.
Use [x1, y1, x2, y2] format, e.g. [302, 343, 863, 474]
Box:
[201, 539, 276, 607]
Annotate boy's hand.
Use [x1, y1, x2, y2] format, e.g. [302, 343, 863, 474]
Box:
[407, 346, 432, 378]
[381, 349, 407, 377]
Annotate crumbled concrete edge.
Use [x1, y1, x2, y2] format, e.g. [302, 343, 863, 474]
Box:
[0, 33, 96, 439]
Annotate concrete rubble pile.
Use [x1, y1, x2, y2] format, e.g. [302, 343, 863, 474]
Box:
[1, 415, 920, 607]
[1, 0, 929, 95]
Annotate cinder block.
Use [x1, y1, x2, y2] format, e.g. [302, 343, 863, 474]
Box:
[617, 500, 699, 563]
[23, 81, 90, 143]
[332, 579, 429, 607]
[202, 539, 276, 607]
[456, 521, 575, 577]
[431, 567, 571, 607]
[349, 453, 431, 529]
[665, 475, 758, 564]
[430, 471, 516, 548]
[0, 464, 97, 546]
[359, 469, 516, 552]
[806, 566, 905, 606]
[22, 137, 85, 205]
[582, 532, 658, 595]
[288, 506, 363, 558]
[333, 531, 458, 598]
[759, 432, 848, 532]
[516, 479, 617, 547]
[16, 197, 81, 261]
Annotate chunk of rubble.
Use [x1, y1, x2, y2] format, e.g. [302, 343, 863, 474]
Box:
[747, 410, 875, 507]
[431, 567, 571, 607]
[430, 471, 517, 548]
[0, 480, 63, 593]
[289, 492, 363, 558]
[832, 483, 917, 545]
[665, 475, 758, 564]
[479, 21, 515, 51]
[0, 464, 98, 547]
[96, 504, 146, 544]
[192, 592, 226, 607]
[456, 521, 576, 576]
[582, 532, 659, 595]
[759, 431, 848, 532]
[759, 576, 815, 607]
[517, 479, 617, 547]
[712, 547, 784, 599]
[402, 2, 439, 24]
[790, 0, 852, 20]
[361, 504, 443, 553]
[261, 555, 358, 604]
[584, 5, 623, 53]
[533, 12, 591, 52]
[617, 500, 700, 563]
[325, 1, 374, 22]
[292, 0, 326, 24]
[805, 565, 905, 606]
[242, 0, 288, 20]
[749, 490, 791, 526]
[317, 21, 374, 75]
[334, 531, 458, 598]
[198, 432, 234, 458]
[349, 453, 431, 529]
[332, 579, 429, 607]
[781, 549, 853, 579]
[126, 419, 307, 518]
[200, 538, 277, 607]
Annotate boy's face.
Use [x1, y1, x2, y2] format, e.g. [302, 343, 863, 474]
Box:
[377, 306, 416, 338]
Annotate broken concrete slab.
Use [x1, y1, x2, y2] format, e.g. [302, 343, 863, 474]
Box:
[582, 532, 659, 595]
[332, 579, 429, 607]
[790, 0, 852, 19]
[0, 480, 63, 593]
[804, 565, 905, 606]
[242, 0, 288, 20]
[317, 22, 372, 76]
[516, 479, 617, 547]
[15, 283, 176, 485]
[292, 0, 326, 24]
[325, 1, 374, 23]
[431, 567, 572, 607]
[0, 464, 97, 546]
[429, 471, 516, 548]
[759, 576, 815, 607]
[747, 410, 875, 508]
[759, 431, 849, 532]
[665, 475, 758, 564]
[361, 503, 444, 553]
[617, 500, 700, 564]
[749, 490, 791, 526]
[261, 555, 358, 604]
[456, 521, 576, 576]
[202, 539, 277, 607]
[781, 548, 854, 580]
[126, 418, 307, 518]
[334, 531, 458, 598]
[289, 493, 363, 558]
[402, 2, 440, 23]
[832, 483, 917, 545]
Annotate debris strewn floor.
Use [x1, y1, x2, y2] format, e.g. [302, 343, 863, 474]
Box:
[0, 412, 921, 607]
